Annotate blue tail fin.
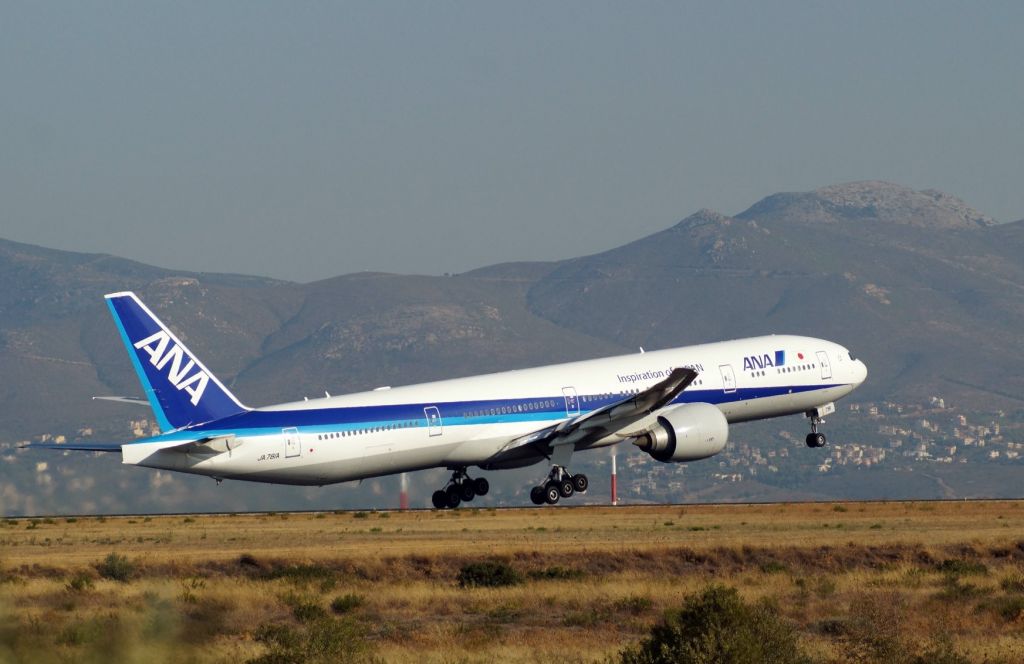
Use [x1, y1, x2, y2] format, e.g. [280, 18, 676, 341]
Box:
[105, 292, 248, 431]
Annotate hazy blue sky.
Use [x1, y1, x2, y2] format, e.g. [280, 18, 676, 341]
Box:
[2, 2, 1021, 282]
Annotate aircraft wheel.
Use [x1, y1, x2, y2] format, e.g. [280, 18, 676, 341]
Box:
[460, 482, 476, 502]
[473, 477, 490, 496]
[815, 433, 827, 447]
[544, 482, 561, 505]
[572, 474, 589, 493]
[559, 478, 575, 498]
[431, 490, 447, 510]
[805, 433, 817, 448]
[530, 486, 546, 505]
[445, 485, 462, 509]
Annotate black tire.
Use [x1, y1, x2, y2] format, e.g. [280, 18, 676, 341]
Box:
[530, 485, 546, 505]
[544, 482, 561, 505]
[460, 482, 476, 502]
[473, 477, 490, 496]
[445, 485, 462, 509]
[572, 474, 589, 493]
[431, 490, 447, 510]
[559, 478, 574, 498]
[805, 433, 817, 448]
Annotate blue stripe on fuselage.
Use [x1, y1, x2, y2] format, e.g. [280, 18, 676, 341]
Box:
[124, 383, 845, 445]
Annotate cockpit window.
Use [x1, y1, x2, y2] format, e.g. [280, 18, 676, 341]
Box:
[848, 352, 857, 361]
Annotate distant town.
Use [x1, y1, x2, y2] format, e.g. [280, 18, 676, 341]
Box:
[612, 396, 1021, 500]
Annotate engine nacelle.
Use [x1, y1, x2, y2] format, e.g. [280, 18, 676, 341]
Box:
[634, 403, 729, 463]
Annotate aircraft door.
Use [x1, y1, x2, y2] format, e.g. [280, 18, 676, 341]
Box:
[283, 427, 301, 458]
[816, 351, 832, 380]
[719, 364, 737, 394]
[424, 406, 443, 437]
[562, 387, 580, 417]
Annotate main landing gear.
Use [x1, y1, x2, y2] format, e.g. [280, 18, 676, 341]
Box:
[805, 412, 827, 448]
[529, 466, 588, 506]
[432, 468, 489, 509]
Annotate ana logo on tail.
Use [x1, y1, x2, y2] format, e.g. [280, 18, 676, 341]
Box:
[133, 331, 210, 406]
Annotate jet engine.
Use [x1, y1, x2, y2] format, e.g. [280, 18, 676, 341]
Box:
[634, 403, 728, 463]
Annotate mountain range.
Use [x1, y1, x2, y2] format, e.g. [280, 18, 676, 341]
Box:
[2, 180, 1022, 513]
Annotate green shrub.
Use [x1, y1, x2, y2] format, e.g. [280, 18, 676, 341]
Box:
[56, 620, 101, 646]
[842, 590, 954, 664]
[457, 561, 521, 588]
[815, 618, 847, 636]
[65, 571, 94, 593]
[981, 595, 1024, 622]
[254, 623, 301, 650]
[759, 561, 789, 574]
[330, 593, 364, 614]
[292, 601, 327, 623]
[615, 595, 654, 615]
[251, 617, 367, 664]
[619, 585, 809, 664]
[178, 576, 206, 604]
[936, 559, 988, 576]
[935, 577, 984, 601]
[487, 603, 523, 623]
[527, 566, 585, 581]
[563, 605, 612, 627]
[96, 553, 135, 582]
[910, 641, 970, 664]
[1001, 573, 1024, 592]
[262, 563, 335, 585]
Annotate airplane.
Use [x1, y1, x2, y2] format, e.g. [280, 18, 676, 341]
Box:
[33, 292, 867, 508]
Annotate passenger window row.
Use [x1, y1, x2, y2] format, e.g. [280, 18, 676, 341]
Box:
[317, 420, 420, 441]
[464, 400, 558, 419]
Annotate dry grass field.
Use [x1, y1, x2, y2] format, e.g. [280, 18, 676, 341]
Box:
[3, 501, 1024, 663]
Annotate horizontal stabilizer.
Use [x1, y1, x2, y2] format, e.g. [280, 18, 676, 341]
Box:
[20, 441, 123, 453]
[159, 434, 240, 454]
[119, 434, 240, 466]
[92, 396, 150, 406]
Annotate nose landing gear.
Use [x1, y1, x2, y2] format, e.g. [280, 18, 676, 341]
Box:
[432, 468, 489, 509]
[805, 405, 833, 448]
[529, 466, 589, 506]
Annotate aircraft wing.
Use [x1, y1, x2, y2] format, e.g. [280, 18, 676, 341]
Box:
[484, 367, 698, 466]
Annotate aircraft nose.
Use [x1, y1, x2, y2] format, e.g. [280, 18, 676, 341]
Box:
[853, 358, 867, 385]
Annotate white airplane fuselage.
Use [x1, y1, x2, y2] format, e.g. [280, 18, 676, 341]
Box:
[122, 334, 867, 486]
